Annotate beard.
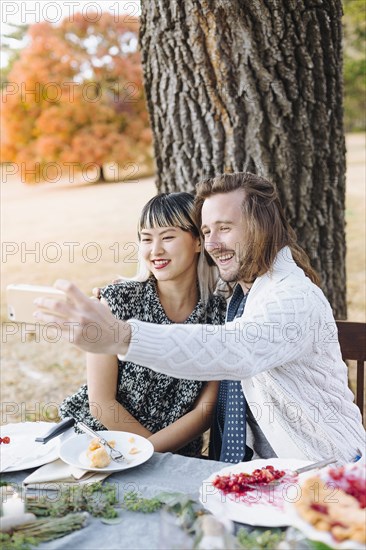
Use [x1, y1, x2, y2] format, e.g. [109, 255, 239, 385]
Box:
[217, 264, 241, 283]
[208, 244, 243, 283]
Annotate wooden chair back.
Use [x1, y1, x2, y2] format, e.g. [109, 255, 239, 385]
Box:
[336, 321, 366, 420]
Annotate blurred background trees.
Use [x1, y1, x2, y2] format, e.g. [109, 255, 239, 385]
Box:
[0, 1, 364, 316]
[343, 0, 366, 132]
[1, 2, 363, 185]
[0, 22, 29, 88]
[0, 12, 153, 182]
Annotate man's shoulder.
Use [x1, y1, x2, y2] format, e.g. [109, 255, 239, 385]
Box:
[268, 273, 326, 304]
[278, 272, 327, 303]
[243, 272, 329, 323]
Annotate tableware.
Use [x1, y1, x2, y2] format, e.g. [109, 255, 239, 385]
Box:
[77, 422, 127, 463]
[0, 423, 60, 473]
[200, 458, 313, 527]
[246, 457, 337, 488]
[35, 417, 75, 444]
[23, 459, 111, 488]
[59, 430, 154, 472]
[284, 462, 366, 550]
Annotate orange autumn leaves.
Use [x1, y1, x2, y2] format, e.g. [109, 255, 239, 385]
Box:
[1, 12, 153, 183]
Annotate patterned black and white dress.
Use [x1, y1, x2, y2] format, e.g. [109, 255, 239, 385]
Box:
[59, 277, 226, 457]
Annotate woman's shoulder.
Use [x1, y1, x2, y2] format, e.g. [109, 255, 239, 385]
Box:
[205, 293, 227, 323]
[101, 279, 146, 298]
[100, 280, 151, 316]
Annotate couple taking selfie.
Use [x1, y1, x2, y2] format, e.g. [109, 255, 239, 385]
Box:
[36, 172, 365, 465]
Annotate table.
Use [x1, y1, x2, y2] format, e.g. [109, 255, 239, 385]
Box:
[1, 452, 232, 549]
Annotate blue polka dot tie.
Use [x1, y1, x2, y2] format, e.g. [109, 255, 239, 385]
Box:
[214, 284, 253, 463]
[219, 380, 248, 462]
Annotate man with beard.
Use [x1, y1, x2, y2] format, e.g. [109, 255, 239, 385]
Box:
[35, 172, 365, 464]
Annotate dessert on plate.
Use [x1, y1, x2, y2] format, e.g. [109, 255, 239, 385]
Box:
[86, 437, 116, 468]
[213, 465, 286, 495]
[294, 463, 366, 544]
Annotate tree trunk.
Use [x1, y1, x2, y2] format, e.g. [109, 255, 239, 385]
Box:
[140, 0, 346, 318]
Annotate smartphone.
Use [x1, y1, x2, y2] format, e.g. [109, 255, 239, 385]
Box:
[6, 284, 66, 324]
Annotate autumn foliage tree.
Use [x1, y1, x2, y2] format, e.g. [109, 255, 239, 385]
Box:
[1, 12, 153, 183]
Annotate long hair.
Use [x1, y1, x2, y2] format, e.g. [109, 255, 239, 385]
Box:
[195, 172, 320, 285]
[132, 192, 219, 304]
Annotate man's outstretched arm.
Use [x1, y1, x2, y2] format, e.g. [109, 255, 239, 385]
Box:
[35, 280, 316, 382]
[34, 280, 131, 355]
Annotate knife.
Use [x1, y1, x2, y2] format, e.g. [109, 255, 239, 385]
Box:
[35, 417, 75, 444]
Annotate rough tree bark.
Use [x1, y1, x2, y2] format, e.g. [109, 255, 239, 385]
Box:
[140, 0, 346, 318]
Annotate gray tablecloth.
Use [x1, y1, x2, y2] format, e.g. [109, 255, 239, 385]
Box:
[2, 452, 228, 550]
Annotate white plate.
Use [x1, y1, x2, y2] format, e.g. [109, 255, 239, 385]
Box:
[200, 458, 313, 527]
[284, 462, 366, 550]
[0, 422, 60, 472]
[59, 430, 154, 472]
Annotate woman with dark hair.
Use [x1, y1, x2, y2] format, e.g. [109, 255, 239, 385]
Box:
[59, 193, 226, 457]
[38, 173, 365, 464]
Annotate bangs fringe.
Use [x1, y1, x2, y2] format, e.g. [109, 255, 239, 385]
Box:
[138, 193, 199, 237]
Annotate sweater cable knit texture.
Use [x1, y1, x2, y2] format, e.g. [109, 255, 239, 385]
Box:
[123, 247, 365, 464]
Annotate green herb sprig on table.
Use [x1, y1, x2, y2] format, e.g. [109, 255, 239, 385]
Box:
[122, 491, 200, 531]
[236, 528, 286, 549]
[122, 491, 210, 542]
[4, 483, 330, 550]
[0, 531, 36, 550]
[1, 482, 115, 550]
[308, 542, 334, 550]
[26, 482, 118, 519]
[0, 513, 88, 550]
[122, 491, 164, 513]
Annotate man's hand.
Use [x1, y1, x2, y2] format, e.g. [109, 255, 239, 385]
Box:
[33, 279, 131, 355]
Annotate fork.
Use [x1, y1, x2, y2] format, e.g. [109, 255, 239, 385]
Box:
[246, 457, 337, 488]
[77, 422, 127, 463]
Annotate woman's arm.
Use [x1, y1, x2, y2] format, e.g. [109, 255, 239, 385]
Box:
[87, 354, 218, 453]
[85, 297, 151, 437]
[86, 295, 217, 452]
[86, 351, 151, 438]
[148, 381, 219, 453]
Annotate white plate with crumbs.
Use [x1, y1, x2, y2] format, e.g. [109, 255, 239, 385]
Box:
[59, 430, 154, 472]
[0, 423, 61, 472]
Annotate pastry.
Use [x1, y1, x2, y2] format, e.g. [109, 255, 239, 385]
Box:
[295, 465, 366, 544]
[86, 437, 116, 468]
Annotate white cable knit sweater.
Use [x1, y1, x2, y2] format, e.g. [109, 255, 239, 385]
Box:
[123, 247, 365, 464]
